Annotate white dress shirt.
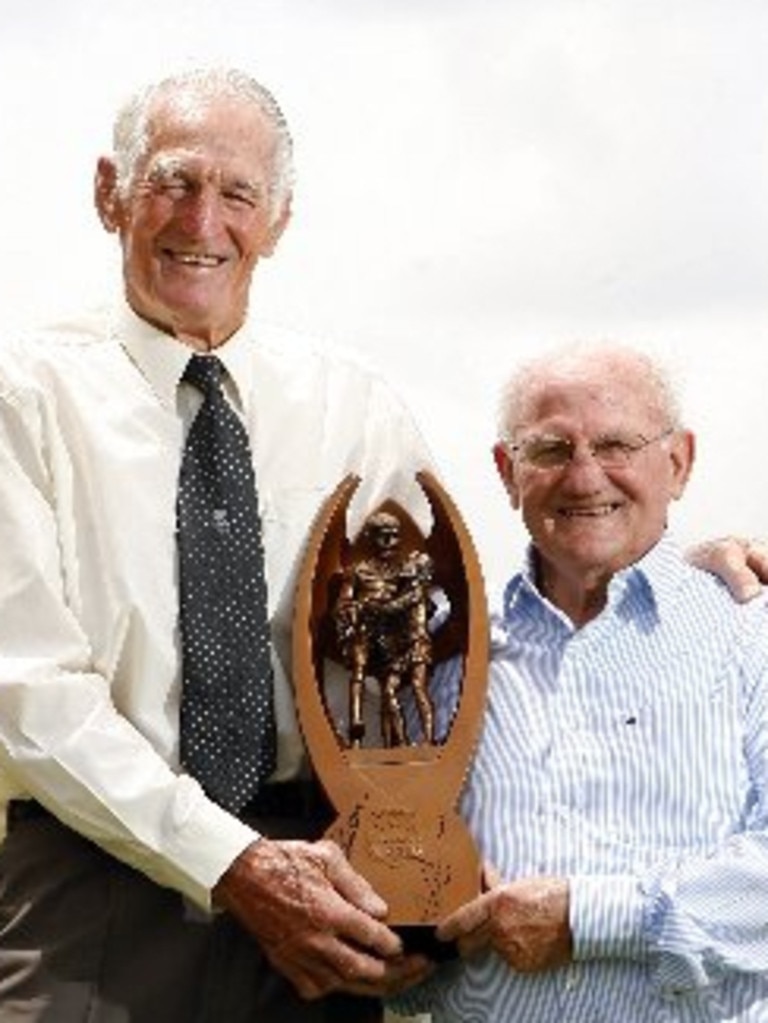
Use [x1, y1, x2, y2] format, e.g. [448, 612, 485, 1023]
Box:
[0, 301, 434, 907]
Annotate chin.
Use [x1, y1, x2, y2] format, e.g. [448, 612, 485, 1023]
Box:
[560, 542, 624, 572]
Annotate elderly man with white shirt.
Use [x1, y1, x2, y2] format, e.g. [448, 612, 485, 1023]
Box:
[0, 67, 434, 1023]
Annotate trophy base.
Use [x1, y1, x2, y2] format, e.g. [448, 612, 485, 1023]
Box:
[396, 925, 458, 962]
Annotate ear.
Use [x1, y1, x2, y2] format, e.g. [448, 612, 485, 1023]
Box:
[493, 441, 521, 509]
[261, 195, 292, 257]
[94, 156, 122, 233]
[667, 429, 696, 500]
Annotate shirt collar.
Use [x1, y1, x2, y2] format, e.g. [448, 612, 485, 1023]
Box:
[502, 532, 688, 625]
[614, 532, 689, 619]
[113, 301, 255, 411]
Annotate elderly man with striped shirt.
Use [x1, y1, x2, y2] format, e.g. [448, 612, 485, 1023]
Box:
[398, 342, 768, 1022]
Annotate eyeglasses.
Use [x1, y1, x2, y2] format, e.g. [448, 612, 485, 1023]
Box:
[507, 428, 674, 471]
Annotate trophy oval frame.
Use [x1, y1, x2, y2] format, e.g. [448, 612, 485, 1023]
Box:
[292, 470, 489, 926]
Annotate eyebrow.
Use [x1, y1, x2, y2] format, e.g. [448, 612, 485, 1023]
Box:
[147, 157, 189, 180]
[226, 178, 262, 199]
[147, 160, 263, 195]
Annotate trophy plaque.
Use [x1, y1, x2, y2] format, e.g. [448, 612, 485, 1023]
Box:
[292, 471, 488, 956]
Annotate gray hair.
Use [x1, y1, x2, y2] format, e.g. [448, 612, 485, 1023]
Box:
[497, 341, 683, 441]
[111, 67, 294, 223]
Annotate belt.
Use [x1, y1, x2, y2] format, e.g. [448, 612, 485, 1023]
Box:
[6, 781, 330, 834]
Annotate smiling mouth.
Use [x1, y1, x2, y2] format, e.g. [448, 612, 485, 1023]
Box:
[559, 503, 621, 518]
[164, 250, 225, 268]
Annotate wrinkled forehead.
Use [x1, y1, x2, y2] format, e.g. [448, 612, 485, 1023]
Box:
[517, 364, 660, 432]
[139, 91, 277, 173]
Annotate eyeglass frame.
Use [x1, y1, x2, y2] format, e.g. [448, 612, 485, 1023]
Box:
[503, 427, 676, 471]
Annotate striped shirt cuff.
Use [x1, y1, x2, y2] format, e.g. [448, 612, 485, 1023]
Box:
[570, 875, 650, 961]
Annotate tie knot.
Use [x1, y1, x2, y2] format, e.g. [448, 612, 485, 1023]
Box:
[183, 355, 223, 396]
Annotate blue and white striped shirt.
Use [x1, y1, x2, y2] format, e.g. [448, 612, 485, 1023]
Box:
[400, 535, 768, 1022]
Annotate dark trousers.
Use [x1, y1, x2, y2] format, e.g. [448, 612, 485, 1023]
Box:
[0, 806, 382, 1023]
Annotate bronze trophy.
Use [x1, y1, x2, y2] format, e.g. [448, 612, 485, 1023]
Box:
[292, 471, 488, 956]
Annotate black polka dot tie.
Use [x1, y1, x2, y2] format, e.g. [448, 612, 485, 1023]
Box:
[177, 354, 276, 812]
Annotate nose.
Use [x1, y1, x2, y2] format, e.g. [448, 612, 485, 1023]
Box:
[176, 185, 222, 235]
[560, 443, 606, 487]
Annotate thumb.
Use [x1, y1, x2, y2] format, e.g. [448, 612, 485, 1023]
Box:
[482, 862, 503, 890]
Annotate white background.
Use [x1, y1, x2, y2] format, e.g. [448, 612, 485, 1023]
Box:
[2, 0, 767, 596]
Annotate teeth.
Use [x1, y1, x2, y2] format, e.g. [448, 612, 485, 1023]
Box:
[171, 253, 222, 267]
[561, 505, 617, 518]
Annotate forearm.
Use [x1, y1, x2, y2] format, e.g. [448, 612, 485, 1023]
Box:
[0, 655, 256, 906]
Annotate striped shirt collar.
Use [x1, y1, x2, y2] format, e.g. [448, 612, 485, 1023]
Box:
[501, 532, 692, 630]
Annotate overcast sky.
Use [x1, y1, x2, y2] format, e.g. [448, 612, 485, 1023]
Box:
[2, 0, 767, 591]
